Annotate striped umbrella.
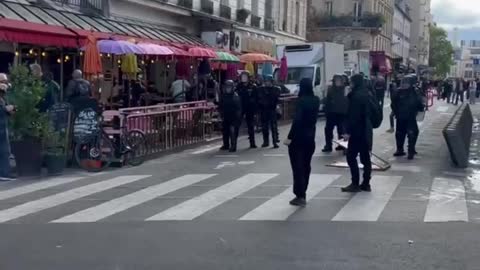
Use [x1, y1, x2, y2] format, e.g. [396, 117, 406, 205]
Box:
[213, 51, 240, 62]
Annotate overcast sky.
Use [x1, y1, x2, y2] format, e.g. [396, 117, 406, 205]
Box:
[431, 0, 480, 42]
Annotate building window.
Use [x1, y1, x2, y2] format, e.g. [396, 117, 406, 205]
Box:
[238, 0, 245, 8]
[283, 0, 288, 31]
[353, 1, 362, 21]
[466, 63, 473, 68]
[326, 1, 333, 16]
[465, 70, 473, 78]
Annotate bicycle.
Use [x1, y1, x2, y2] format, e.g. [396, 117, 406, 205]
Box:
[74, 109, 147, 172]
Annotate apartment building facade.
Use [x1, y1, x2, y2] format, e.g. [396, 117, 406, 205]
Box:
[409, 0, 432, 66]
[107, 0, 308, 54]
[392, 0, 412, 66]
[308, 0, 394, 56]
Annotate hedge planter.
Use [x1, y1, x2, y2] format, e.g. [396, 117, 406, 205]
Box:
[11, 138, 42, 177]
[45, 154, 66, 176]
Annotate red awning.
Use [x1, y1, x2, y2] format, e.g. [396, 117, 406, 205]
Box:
[0, 18, 83, 48]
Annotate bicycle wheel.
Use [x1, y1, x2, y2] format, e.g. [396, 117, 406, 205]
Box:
[74, 133, 114, 172]
[125, 130, 147, 167]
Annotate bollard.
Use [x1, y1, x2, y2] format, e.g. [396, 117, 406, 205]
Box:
[443, 104, 474, 168]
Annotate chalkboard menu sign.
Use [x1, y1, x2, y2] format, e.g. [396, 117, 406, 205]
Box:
[73, 108, 100, 143]
[48, 103, 72, 155]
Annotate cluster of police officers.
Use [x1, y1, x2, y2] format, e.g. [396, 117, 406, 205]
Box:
[217, 71, 281, 152]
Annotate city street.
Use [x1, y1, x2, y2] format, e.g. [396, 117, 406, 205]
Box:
[0, 101, 479, 269]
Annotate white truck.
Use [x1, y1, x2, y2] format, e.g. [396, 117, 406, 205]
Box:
[274, 42, 345, 110]
[344, 50, 371, 77]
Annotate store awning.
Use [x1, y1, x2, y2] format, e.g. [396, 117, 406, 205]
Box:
[0, 1, 206, 48]
[0, 18, 82, 48]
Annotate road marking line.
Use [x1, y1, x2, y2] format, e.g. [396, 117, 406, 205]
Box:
[239, 174, 340, 220]
[146, 173, 278, 221]
[191, 145, 221, 155]
[263, 154, 287, 157]
[424, 178, 468, 222]
[215, 155, 239, 158]
[0, 175, 151, 223]
[332, 176, 402, 222]
[0, 176, 86, 201]
[51, 174, 216, 223]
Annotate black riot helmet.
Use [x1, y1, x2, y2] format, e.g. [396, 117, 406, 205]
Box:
[223, 80, 235, 94]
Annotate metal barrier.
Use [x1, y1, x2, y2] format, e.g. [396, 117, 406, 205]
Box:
[124, 104, 218, 155]
[120, 97, 298, 156]
[443, 104, 474, 168]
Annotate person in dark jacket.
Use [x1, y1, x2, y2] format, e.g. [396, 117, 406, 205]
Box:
[39, 72, 60, 112]
[0, 82, 15, 181]
[373, 75, 387, 107]
[322, 74, 348, 152]
[219, 80, 242, 152]
[454, 78, 464, 105]
[237, 71, 258, 148]
[392, 75, 424, 160]
[443, 79, 453, 103]
[284, 78, 320, 206]
[387, 80, 399, 133]
[342, 74, 373, 193]
[258, 75, 280, 148]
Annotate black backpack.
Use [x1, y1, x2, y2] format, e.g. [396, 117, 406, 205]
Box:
[367, 92, 383, 129]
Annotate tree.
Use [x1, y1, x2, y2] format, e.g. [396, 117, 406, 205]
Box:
[429, 25, 454, 77]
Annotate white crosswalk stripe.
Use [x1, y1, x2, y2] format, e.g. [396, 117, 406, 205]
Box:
[146, 174, 278, 221]
[0, 172, 476, 223]
[0, 175, 151, 223]
[240, 174, 340, 220]
[332, 176, 402, 222]
[51, 174, 216, 223]
[0, 176, 86, 201]
[424, 178, 468, 222]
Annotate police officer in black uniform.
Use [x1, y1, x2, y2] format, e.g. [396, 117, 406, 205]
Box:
[219, 80, 242, 152]
[237, 71, 258, 148]
[391, 75, 424, 160]
[258, 75, 280, 148]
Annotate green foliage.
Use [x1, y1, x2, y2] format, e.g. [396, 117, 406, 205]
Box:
[429, 25, 454, 77]
[7, 65, 48, 141]
[43, 129, 65, 156]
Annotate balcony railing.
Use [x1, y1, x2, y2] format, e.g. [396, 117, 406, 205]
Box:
[264, 18, 275, 31]
[201, 0, 214, 14]
[51, 0, 104, 11]
[314, 12, 385, 29]
[220, 4, 231, 19]
[251, 14, 261, 28]
[178, 0, 193, 9]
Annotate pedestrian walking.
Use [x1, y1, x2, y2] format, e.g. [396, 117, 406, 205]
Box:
[0, 78, 15, 181]
[219, 80, 242, 152]
[469, 80, 477, 105]
[284, 78, 320, 206]
[341, 74, 374, 193]
[392, 75, 424, 160]
[387, 80, 398, 133]
[237, 71, 258, 149]
[322, 74, 348, 152]
[443, 78, 453, 103]
[373, 74, 387, 108]
[258, 75, 280, 148]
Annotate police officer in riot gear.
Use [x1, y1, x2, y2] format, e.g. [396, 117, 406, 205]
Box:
[391, 75, 424, 160]
[258, 75, 280, 148]
[237, 71, 258, 148]
[219, 80, 242, 152]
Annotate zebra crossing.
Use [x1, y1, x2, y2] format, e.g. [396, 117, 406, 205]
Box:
[0, 172, 475, 224]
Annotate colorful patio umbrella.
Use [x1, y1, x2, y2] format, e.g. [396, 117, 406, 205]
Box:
[245, 62, 255, 75]
[213, 51, 240, 62]
[167, 46, 190, 57]
[262, 62, 273, 78]
[97, 39, 144, 55]
[240, 53, 278, 63]
[136, 43, 174, 55]
[188, 47, 217, 58]
[82, 34, 102, 79]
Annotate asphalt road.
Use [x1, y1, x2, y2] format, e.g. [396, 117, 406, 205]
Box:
[0, 100, 479, 270]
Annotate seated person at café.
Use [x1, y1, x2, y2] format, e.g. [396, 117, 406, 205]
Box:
[170, 76, 191, 103]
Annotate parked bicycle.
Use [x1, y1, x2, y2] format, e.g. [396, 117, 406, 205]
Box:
[73, 108, 147, 172]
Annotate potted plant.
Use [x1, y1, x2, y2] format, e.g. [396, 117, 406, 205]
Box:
[8, 65, 48, 177]
[237, 8, 250, 23]
[44, 130, 66, 175]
